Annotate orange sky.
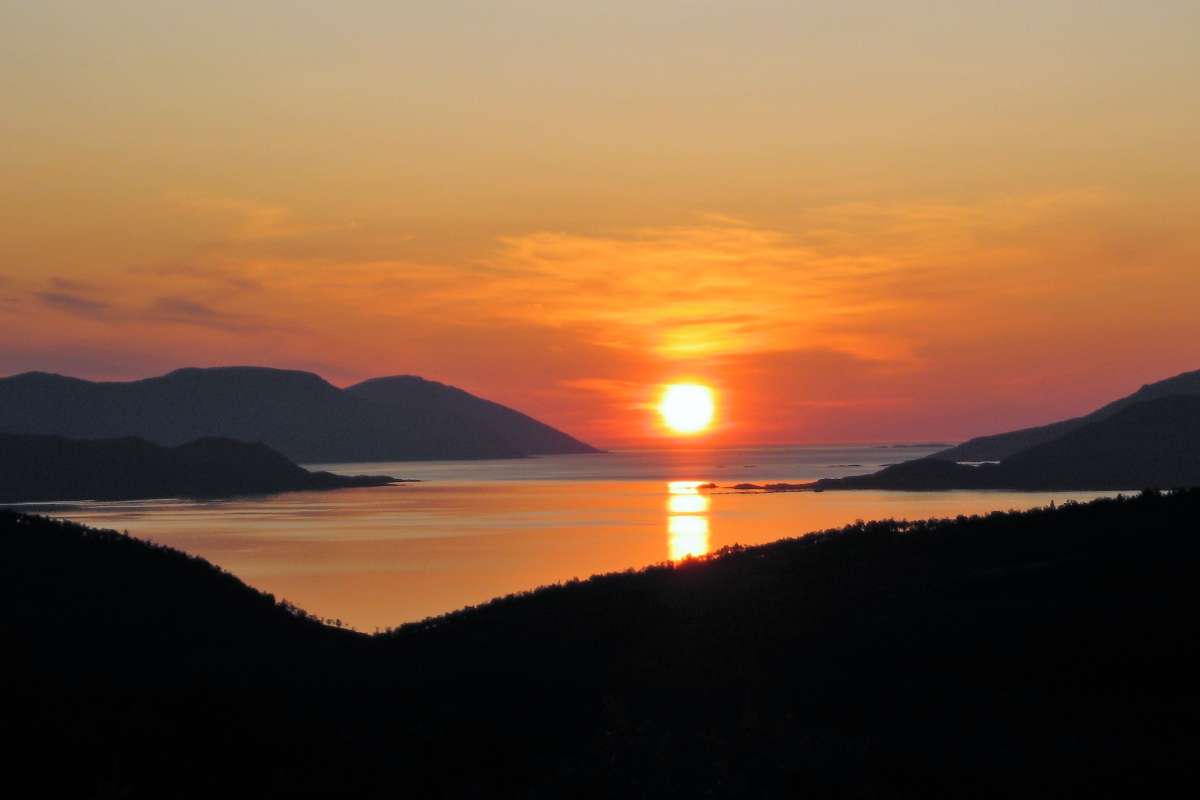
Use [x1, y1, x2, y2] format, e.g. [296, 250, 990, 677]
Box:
[3, 2, 1199, 447]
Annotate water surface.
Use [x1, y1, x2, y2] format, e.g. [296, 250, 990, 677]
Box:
[34, 446, 1116, 630]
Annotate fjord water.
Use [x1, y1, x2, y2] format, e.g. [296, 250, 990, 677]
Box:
[39, 446, 1114, 631]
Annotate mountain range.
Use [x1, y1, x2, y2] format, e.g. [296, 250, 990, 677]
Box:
[0, 366, 599, 463]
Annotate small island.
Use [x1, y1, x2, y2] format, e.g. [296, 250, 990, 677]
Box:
[0, 433, 400, 503]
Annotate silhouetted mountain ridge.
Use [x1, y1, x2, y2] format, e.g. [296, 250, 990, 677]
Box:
[0, 365, 599, 462]
[0, 432, 395, 502]
[347, 374, 596, 455]
[936, 367, 1200, 461]
[804, 395, 1200, 491]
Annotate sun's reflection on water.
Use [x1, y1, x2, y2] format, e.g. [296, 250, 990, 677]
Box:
[667, 481, 711, 560]
[668, 493, 708, 514]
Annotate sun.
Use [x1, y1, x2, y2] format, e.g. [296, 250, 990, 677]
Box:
[659, 384, 715, 434]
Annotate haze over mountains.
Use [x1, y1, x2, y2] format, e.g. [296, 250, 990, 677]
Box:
[0, 367, 598, 463]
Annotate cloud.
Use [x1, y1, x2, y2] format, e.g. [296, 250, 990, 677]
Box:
[36, 291, 112, 318]
[444, 189, 1161, 375]
[32, 276, 114, 319]
[11, 187, 1193, 445]
[82, 190, 1147, 386]
[29, 269, 273, 333]
[0, 275, 16, 309]
[470, 220, 920, 363]
[48, 276, 101, 293]
[150, 296, 226, 320]
[140, 295, 279, 333]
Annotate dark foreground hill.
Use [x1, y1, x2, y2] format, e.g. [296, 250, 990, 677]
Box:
[0, 433, 395, 503]
[800, 395, 1200, 491]
[936, 367, 1200, 462]
[5, 491, 1200, 797]
[0, 366, 599, 462]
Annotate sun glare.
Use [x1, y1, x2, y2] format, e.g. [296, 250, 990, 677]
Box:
[659, 384, 715, 434]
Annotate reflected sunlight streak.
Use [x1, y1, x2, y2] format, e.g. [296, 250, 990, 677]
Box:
[667, 481, 711, 560]
[668, 515, 710, 560]
[668, 494, 709, 514]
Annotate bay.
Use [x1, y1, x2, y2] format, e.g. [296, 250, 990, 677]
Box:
[33, 446, 1116, 631]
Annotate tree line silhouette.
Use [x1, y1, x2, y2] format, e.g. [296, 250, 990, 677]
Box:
[4, 490, 1200, 797]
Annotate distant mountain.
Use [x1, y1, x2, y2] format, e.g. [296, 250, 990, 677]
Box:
[805, 395, 1200, 491]
[0, 366, 599, 463]
[935, 368, 1200, 462]
[346, 375, 597, 455]
[0, 433, 395, 503]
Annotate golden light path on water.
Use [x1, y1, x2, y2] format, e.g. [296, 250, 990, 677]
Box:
[37, 448, 1123, 631]
[667, 481, 710, 560]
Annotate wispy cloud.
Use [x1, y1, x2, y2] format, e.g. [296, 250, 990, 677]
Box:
[30, 272, 274, 333]
[470, 220, 918, 362]
[0, 276, 16, 311]
[150, 296, 223, 319]
[142, 295, 271, 332]
[9, 188, 1195, 444]
[36, 291, 112, 318]
[47, 276, 102, 293]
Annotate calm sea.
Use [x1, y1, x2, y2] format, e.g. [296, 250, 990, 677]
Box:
[31, 446, 1116, 631]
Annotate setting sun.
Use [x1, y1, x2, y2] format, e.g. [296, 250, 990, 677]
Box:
[659, 384, 715, 434]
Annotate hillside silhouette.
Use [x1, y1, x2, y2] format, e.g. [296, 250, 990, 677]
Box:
[803, 395, 1200, 491]
[348, 375, 595, 455]
[936, 367, 1200, 462]
[5, 490, 1200, 797]
[0, 366, 599, 463]
[0, 433, 395, 503]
